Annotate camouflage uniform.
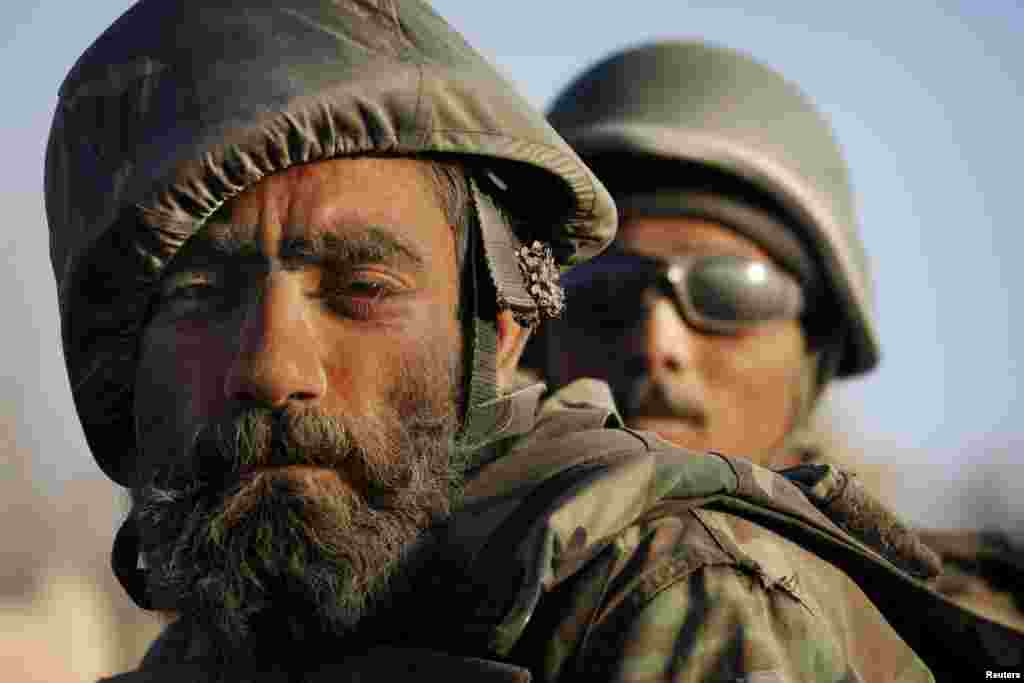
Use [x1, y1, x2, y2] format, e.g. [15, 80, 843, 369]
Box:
[45, 2, 1020, 681]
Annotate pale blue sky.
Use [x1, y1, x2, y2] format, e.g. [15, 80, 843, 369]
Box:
[3, 0, 1021, 526]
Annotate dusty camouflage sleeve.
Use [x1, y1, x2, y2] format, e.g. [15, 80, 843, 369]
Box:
[599, 565, 846, 682]
[575, 509, 935, 683]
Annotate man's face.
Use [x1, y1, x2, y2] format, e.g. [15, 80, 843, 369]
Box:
[131, 157, 464, 651]
[546, 215, 806, 461]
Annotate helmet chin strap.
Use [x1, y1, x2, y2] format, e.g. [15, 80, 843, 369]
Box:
[454, 175, 545, 464]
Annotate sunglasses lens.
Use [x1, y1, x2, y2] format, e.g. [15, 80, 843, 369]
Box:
[682, 256, 802, 327]
[560, 253, 802, 336]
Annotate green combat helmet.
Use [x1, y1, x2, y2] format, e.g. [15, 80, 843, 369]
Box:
[547, 40, 878, 378]
[45, 0, 616, 490]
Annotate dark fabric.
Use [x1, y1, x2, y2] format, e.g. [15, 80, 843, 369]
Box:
[102, 647, 533, 682]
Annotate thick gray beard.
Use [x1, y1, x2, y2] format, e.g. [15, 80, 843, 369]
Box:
[130, 359, 464, 663]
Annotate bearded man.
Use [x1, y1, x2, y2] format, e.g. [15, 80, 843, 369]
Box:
[46, 2, 1020, 681]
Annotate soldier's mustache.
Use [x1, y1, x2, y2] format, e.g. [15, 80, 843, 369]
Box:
[165, 405, 446, 496]
[625, 375, 707, 427]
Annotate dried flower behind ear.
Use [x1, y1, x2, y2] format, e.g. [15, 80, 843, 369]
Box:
[516, 240, 565, 325]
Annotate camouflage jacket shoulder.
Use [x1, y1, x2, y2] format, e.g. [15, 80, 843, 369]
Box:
[441, 380, 1021, 681]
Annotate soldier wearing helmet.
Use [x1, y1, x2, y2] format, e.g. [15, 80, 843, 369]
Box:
[47, 4, 1018, 681]
[537, 39, 1024, 639]
[537, 39, 872, 468]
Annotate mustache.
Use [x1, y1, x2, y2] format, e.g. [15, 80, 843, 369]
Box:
[148, 403, 453, 500]
[624, 374, 707, 427]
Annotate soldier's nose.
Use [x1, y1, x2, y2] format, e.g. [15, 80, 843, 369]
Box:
[642, 295, 695, 376]
[223, 274, 327, 408]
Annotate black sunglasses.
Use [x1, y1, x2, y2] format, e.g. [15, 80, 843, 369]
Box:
[559, 250, 804, 335]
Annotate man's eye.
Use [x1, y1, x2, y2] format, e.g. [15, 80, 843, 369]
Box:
[155, 275, 227, 316]
[343, 279, 390, 298]
[320, 275, 401, 319]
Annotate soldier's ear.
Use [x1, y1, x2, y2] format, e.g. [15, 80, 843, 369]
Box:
[495, 309, 532, 390]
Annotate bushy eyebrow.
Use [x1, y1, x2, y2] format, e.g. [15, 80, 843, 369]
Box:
[168, 225, 426, 273]
[278, 228, 425, 271]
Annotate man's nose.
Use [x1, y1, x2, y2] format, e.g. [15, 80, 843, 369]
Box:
[640, 295, 695, 377]
[223, 273, 327, 408]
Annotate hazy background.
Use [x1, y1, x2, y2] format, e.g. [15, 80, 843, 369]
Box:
[2, 0, 1021, 679]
